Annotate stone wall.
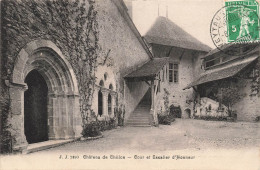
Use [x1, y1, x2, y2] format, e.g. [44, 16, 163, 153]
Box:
[234, 78, 260, 121]
[1, 0, 152, 153]
[197, 57, 260, 122]
[233, 60, 260, 121]
[1, 0, 99, 153]
[95, 0, 151, 120]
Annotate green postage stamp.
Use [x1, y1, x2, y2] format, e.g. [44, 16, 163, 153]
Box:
[225, 0, 260, 42]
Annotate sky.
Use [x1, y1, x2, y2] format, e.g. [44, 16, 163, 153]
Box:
[128, 0, 225, 48]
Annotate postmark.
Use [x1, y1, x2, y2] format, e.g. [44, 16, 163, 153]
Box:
[210, 0, 260, 56]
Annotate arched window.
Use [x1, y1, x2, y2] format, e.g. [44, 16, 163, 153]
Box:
[108, 93, 112, 115]
[109, 84, 113, 90]
[98, 90, 103, 116]
[104, 72, 108, 81]
[99, 80, 104, 87]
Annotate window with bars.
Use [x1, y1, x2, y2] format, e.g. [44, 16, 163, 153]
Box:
[169, 63, 179, 83]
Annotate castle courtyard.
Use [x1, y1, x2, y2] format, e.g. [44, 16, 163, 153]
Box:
[29, 119, 260, 154]
[2, 119, 259, 170]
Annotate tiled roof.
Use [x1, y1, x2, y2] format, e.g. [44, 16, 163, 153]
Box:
[184, 57, 258, 89]
[124, 58, 168, 80]
[144, 16, 211, 52]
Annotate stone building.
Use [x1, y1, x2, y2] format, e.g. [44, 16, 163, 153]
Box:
[91, 0, 153, 122]
[0, 0, 153, 153]
[125, 16, 211, 120]
[185, 44, 260, 121]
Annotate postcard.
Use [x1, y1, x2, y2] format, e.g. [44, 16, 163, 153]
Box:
[0, 0, 259, 169]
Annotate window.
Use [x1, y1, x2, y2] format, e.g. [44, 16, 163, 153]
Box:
[169, 63, 173, 82]
[169, 63, 178, 83]
[204, 58, 220, 69]
[99, 80, 104, 87]
[104, 72, 108, 81]
[109, 84, 113, 90]
[174, 64, 178, 83]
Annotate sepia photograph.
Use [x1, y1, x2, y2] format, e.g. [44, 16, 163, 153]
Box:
[0, 0, 259, 169]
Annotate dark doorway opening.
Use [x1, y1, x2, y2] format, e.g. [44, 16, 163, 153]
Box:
[24, 70, 48, 144]
[108, 94, 112, 115]
[98, 90, 103, 116]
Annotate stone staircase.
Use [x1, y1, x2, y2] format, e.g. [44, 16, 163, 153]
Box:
[126, 89, 152, 127]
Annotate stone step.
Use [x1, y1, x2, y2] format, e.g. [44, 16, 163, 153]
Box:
[129, 115, 150, 118]
[128, 119, 150, 122]
[127, 124, 151, 127]
[136, 106, 151, 109]
[127, 119, 150, 123]
[134, 110, 150, 113]
[136, 105, 150, 108]
[133, 110, 150, 112]
[133, 112, 150, 115]
[130, 113, 150, 116]
[127, 122, 150, 125]
[135, 107, 150, 109]
[126, 101, 152, 127]
[129, 115, 150, 119]
[25, 139, 77, 154]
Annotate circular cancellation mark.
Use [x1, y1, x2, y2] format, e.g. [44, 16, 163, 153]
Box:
[210, 4, 260, 56]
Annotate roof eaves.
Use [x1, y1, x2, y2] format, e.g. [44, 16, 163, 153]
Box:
[183, 57, 258, 89]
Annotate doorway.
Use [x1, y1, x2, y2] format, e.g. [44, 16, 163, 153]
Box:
[98, 90, 103, 116]
[24, 70, 48, 144]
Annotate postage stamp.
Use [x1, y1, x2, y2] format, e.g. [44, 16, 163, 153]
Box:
[210, 0, 260, 55]
[225, 0, 259, 42]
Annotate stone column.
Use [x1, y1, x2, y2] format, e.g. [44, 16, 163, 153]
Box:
[93, 85, 101, 117]
[101, 88, 109, 117]
[110, 91, 117, 117]
[65, 93, 79, 139]
[71, 94, 82, 138]
[47, 92, 57, 140]
[5, 80, 28, 153]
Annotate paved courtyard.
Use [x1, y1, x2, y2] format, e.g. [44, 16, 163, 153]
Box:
[32, 119, 260, 154]
[2, 119, 260, 170]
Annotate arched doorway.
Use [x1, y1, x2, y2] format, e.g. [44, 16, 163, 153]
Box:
[98, 90, 103, 116]
[184, 108, 191, 119]
[108, 93, 112, 115]
[9, 40, 82, 151]
[24, 70, 48, 144]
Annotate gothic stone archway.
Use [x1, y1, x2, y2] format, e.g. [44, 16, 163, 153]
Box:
[6, 40, 82, 152]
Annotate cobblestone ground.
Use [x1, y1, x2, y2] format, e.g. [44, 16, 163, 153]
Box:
[33, 119, 260, 154]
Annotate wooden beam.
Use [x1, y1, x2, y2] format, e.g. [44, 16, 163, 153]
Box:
[192, 86, 198, 92]
[179, 49, 185, 61]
